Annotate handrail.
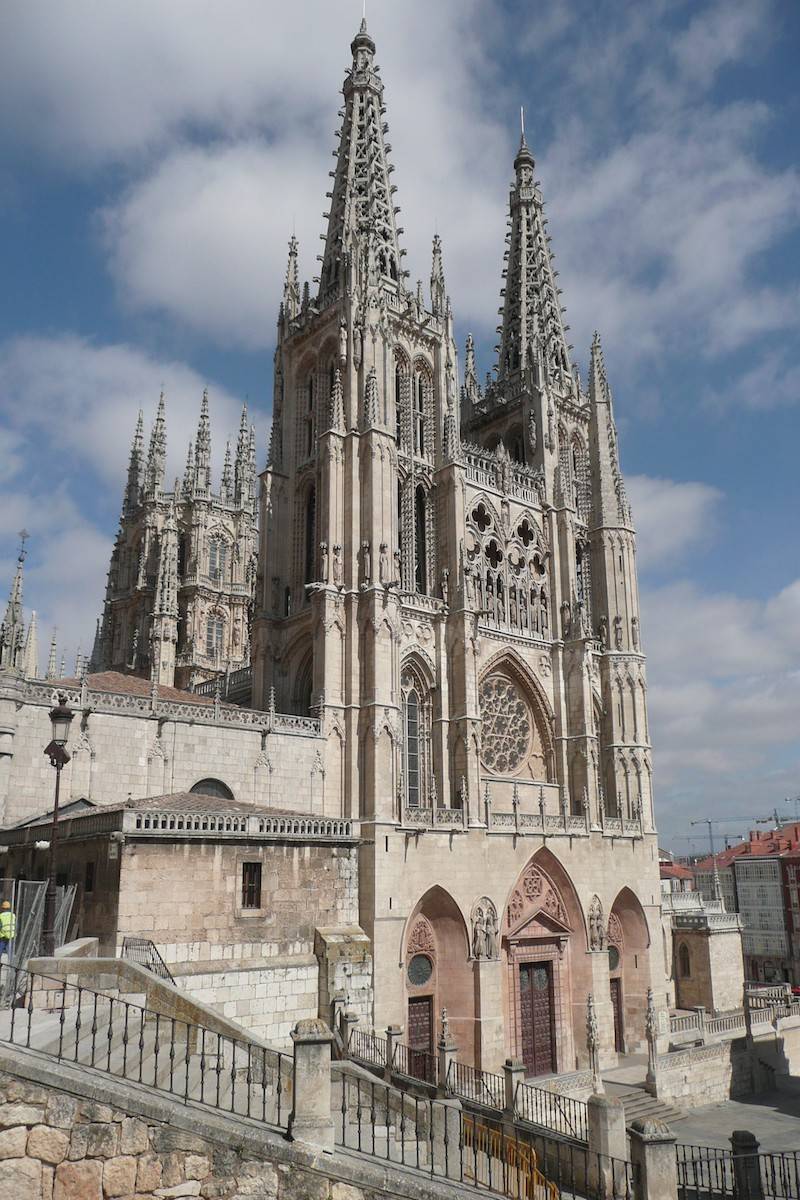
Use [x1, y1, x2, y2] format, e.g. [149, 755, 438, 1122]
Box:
[0, 962, 290, 1132]
[121, 936, 175, 985]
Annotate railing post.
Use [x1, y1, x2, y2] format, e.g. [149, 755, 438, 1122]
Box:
[587, 1094, 628, 1195]
[431, 1097, 464, 1182]
[384, 1024, 402, 1082]
[289, 1018, 335, 1153]
[693, 1005, 707, 1044]
[341, 1009, 358, 1053]
[629, 1117, 677, 1200]
[731, 1130, 764, 1200]
[437, 1009, 457, 1096]
[503, 1058, 525, 1118]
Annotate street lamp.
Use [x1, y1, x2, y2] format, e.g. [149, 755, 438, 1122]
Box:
[41, 693, 74, 956]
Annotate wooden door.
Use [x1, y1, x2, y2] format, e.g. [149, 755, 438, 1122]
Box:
[519, 961, 555, 1076]
[610, 978, 624, 1053]
[408, 995, 434, 1082]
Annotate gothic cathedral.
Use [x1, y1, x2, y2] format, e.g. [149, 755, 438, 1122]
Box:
[250, 20, 663, 1073]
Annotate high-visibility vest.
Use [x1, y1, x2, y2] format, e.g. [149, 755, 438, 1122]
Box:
[0, 910, 15, 939]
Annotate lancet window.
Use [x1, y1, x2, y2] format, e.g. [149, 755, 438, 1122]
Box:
[303, 486, 316, 590]
[414, 486, 428, 594]
[209, 537, 228, 582]
[304, 374, 315, 461]
[402, 664, 432, 808]
[413, 369, 426, 455]
[206, 612, 225, 660]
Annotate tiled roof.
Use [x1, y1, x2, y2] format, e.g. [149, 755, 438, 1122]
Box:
[660, 862, 694, 880]
[2, 791, 310, 832]
[48, 671, 217, 706]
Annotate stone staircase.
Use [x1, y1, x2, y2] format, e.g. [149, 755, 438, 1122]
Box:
[604, 1080, 685, 1129]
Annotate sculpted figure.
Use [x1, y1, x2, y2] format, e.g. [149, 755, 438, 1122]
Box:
[472, 910, 485, 960]
[320, 542, 329, 584]
[361, 541, 371, 586]
[631, 615, 640, 649]
[379, 543, 390, 585]
[598, 615, 608, 650]
[332, 545, 343, 587]
[484, 908, 498, 959]
[614, 615, 623, 649]
[441, 568, 449, 605]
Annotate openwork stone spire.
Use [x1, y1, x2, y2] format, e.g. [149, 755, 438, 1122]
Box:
[194, 389, 212, 492]
[283, 236, 300, 320]
[124, 410, 145, 512]
[496, 132, 572, 392]
[144, 394, 166, 496]
[0, 531, 27, 672]
[318, 18, 406, 301]
[430, 234, 446, 317]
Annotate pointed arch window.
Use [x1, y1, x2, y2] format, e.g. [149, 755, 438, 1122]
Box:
[414, 485, 427, 594]
[414, 371, 425, 455]
[206, 612, 225, 660]
[305, 375, 315, 459]
[402, 666, 432, 809]
[395, 363, 403, 445]
[209, 538, 227, 582]
[304, 486, 316, 589]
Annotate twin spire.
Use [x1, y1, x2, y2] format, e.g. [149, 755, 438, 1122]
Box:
[0, 531, 41, 678]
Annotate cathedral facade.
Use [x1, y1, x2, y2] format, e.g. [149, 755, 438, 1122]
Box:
[1, 19, 666, 1079]
[250, 20, 663, 1073]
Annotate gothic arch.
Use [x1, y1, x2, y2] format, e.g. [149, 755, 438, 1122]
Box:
[402, 885, 474, 1061]
[608, 886, 652, 1054]
[401, 654, 434, 808]
[477, 649, 556, 781]
[502, 848, 587, 947]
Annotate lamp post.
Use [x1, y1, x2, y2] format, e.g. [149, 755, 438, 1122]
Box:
[41, 693, 74, 956]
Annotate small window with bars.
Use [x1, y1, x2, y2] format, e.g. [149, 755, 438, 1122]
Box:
[241, 861, 262, 910]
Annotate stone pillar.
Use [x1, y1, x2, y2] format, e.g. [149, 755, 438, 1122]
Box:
[503, 1058, 526, 1118]
[587, 1094, 628, 1195]
[585, 954, 616, 1067]
[385, 1024, 402, 1082]
[731, 1130, 764, 1200]
[437, 1009, 458, 1096]
[693, 1005, 707, 1044]
[431, 1097, 463, 1182]
[474, 957, 505, 1073]
[629, 1117, 678, 1200]
[342, 1009, 358, 1054]
[289, 1018, 335, 1153]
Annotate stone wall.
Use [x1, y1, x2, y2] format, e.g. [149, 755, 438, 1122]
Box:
[0, 1044, 469, 1200]
[674, 927, 744, 1015]
[176, 959, 319, 1045]
[654, 1039, 754, 1108]
[0, 678, 328, 826]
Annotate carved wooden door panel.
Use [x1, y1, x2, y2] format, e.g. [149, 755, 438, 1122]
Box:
[408, 995, 434, 1082]
[519, 961, 555, 1076]
[610, 978, 624, 1053]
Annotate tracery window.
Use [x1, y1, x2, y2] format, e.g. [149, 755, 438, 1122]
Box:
[479, 674, 532, 775]
[209, 538, 227, 582]
[304, 486, 316, 589]
[305, 375, 315, 459]
[414, 371, 426, 455]
[206, 612, 225, 659]
[402, 666, 432, 807]
[414, 485, 427, 594]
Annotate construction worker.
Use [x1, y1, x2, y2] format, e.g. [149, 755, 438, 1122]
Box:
[0, 900, 15, 962]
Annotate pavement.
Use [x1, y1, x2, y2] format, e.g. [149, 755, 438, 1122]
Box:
[670, 1091, 800, 1152]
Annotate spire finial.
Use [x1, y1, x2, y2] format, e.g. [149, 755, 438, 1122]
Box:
[520, 105, 526, 144]
[17, 529, 29, 562]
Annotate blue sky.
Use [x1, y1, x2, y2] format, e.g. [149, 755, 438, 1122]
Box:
[0, 0, 797, 847]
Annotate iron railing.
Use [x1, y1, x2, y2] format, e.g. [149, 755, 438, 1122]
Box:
[348, 1027, 388, 1069]
[676, 1143, 800, 1199]
[391, 1039, 437, 1086]
[336, 1075, 634, 1200]
[0, 964, 289, 1132]
[121, 937, 175, 985]
[447, 1060, 505, 1110]
[516, 1080, 588, 1143]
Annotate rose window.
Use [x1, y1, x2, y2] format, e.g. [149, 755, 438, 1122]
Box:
[479, 675, 532, 774]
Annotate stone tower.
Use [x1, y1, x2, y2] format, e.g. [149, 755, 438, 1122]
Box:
[252, 18, 662, 1074]
[95, 393, 258, 689]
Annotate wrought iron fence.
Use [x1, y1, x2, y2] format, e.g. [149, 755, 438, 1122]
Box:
[516, 1080, 588, 1143]
[0, 964, 290, 1132]
[348, 1027, 388, 1069]
[335, 1076, 634, 1200]
[121, 936, 175, 985]
[676, 1143, 800, 1200]
[447, 1059, 505, 1110]
[391, 1039, 437, 1086]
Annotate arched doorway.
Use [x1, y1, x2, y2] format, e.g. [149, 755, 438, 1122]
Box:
[608, 887, 651, 1054]
[404, 887, 474, 1070]
[502, 850, 589, 1077]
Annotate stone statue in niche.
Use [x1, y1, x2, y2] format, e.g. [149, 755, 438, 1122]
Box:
[614, 615, 623, 649]
[379, 543, 390, 585]
[528, 409, 537, 456]
[319, 542, 329, 584]
[598, 615, 608, 650]
[361, 541, 371, 586]
[332, 545, 343, 587]
[338, 318, 348, 366]
[560, 599, 571, 639]
[441, 568, 449, 605]
[471, 898, 499, 960]
[588, 896, 606, 951]
[631, 616, 640, 649]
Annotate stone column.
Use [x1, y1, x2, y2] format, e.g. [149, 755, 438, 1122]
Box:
[629, 1117, 678, 1200]
[384, 1024, 402, 1082]
[731, 1130, 763, 1200]
[437, 1008, 458, 1096]
[645, 987, 658, 1094]
[503, 1058, 526, 1119]
[342, 1009, 358, 1054]
[693, 1005, 707, 1044]
[587, 993, 605, 1094]
[587, 1094, 628, 1195]
[289, 1018, 335, 1153]
[474, 957, 505, 1074]
[585, 954, 616, 1067]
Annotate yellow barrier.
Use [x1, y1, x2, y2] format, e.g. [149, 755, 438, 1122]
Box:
[462, 1115, 559, 1199]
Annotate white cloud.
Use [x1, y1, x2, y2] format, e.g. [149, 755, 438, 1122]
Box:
[627, 475, 722, 572]
[0, 334, 253, 488]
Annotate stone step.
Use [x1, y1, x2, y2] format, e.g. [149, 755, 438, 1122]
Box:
[609, 1087, 685, 1129]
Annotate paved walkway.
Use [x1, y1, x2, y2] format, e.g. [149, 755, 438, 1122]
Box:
[670, 1091, 800, 1153]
